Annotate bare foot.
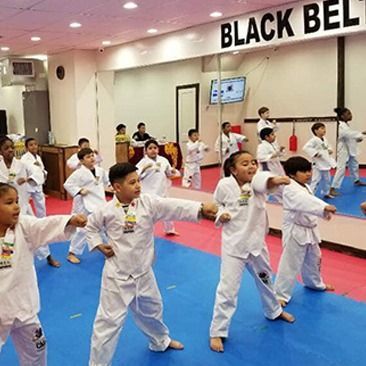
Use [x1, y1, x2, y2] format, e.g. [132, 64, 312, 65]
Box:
[47, 256, 61, 268]
[168, 339, 184, 350]
[210, 337, 224, 352]
[325, 284, 335, 291]
[165, 231, 180, 236]
[67, 253, 81, 264]
[278, 311, 295, 323]
[278, 299, 287, 308]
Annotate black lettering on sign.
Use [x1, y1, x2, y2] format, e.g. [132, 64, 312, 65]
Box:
[261, 13, 276, 41]
[304, 3, 321, 34]
[343, 0, 360, 27]
[234, 20, 245, 46]
[324, 0, 341, 30]
[277, 8, 295, 38]
[221, 23, 233, 48]
[246, 17, 261, 43]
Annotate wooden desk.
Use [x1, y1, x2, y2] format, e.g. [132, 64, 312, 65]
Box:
[39, 144, 78, 200]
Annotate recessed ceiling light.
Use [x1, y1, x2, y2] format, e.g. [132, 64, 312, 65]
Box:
[31, 36, 41, 42]
[1, 46, 10, 51]
[102, 40, 111, 46]
[210, 11, 223, 18]
[147, 28, 158, 34]
[123, 2, 138, 9]
[69, 22, 82, 28]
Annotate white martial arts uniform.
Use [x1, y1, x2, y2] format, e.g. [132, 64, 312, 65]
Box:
[0, 157, 32, 214]
[215, 132, 247, 163]
[257, 118, 279, 139]
[0, 215, 74, 366]
[66, 152, 103, 170]
[64, 165, 109, 255]
[274, 180, 328, 303]
[303, 136, 336, 196]
[210, 172, 283, 339]
[136, 155, 178, 233]
[86, 194, 201, 366]
[21, 152, 51, 260]
[182, 140, 208, 189]
[332, 121, 364, 189]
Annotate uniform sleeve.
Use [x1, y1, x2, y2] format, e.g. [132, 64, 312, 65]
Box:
[136, 157, 150, 179]
[256, 143, 272, 162]
[86, 209, 106, 251]
[215, 135, 227, 156]
[21, 215, 75, 251]
[283, 185, 328, 217]
[303, 138, 319, 158]
[186, 142, 199, 157]
[251, 171, 275, 194]
[233, 133, 247, 143]
[213, 181, 230, 227]
[150, 195, 201, 223]
[64, 171, 82, 197]
[66, 154, 80, 170]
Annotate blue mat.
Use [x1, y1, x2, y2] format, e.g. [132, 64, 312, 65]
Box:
[1, 239, 366, 366]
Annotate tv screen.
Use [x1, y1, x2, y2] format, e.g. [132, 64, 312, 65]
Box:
[210, 76, 246, 104]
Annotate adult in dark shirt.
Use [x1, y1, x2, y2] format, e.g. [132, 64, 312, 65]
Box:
[132, 122, 151, 141]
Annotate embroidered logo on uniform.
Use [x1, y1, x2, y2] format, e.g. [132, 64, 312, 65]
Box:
[258, 271, 271, 285]
[0, 240, 14, 270]
[33, 327, 46, 351]
[8, 172, 16, 183]
[122, 201, 137, 233]
[238, 188, 252, 206]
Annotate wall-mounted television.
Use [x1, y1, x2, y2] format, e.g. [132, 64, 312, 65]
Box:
[210, 76, 246, 104]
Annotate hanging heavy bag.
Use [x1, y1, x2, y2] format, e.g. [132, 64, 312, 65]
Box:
[289, 122, 298, 151]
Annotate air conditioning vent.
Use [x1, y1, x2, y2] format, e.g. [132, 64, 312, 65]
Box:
[1, 58, 36, 86]
[12, 61, 35, 76]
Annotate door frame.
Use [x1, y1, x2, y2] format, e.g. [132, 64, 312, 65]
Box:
[175, 83, 200, 143]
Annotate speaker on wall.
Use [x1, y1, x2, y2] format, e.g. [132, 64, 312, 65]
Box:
[0, 110, 8, 135]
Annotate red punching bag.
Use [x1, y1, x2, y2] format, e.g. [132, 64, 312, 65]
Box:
[289, 122, 298, 151]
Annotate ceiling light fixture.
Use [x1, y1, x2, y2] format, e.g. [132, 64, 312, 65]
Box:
[147, 28, 158, 34]
[233, 51, 240, 55]
[210, 11, 223, 18]
[0, 46, 10, 51]
[31, 36, 41, 41]
[123, 2, 138, 9]
[69, 22, 82, 28]
[102, 40, 111, 46]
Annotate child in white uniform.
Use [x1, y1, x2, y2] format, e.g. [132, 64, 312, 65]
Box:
[303, 123, 336, 199]
[21, 137, 60, 267]
[209, 151, 294, 353]
[215, 121, 248, 164]
[0, 136, 32, 214]
[257, 106, 279, 136]
[182, 129, 209, 189]
[330, 107, 366, 196]
[67, 137, 103, 170]
[136, 139, 180, 235]
[0, 183, 86, 366]
[64, 148, 110, 264]
[274, 156, 336, 306]
[86, 162, 217, 366]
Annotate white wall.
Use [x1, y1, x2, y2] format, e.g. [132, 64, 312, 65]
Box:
[0, 84, 25, 134]
[345, 32, 366, 163]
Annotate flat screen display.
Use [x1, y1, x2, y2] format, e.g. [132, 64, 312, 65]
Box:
[210, 76, 246, 104]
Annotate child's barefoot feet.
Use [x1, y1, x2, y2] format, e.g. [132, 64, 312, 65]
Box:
[168, 339, 184, 350]
[325, 284, 335, 291]
[165, 231, 180, 236]
[210, 337, 224, 352]
[67, 252, 81, 264]
[47, 255, 61, 268]
[278, 311, 295, 323]
[278, 299, 287, 307]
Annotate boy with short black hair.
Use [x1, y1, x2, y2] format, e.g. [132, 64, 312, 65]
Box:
[303, 122, 336, 199]
[257, 106, 278, 134]
[182, 128, 209, 189]
[64, 148, 110, 264]
[274, 156, 336, 306]
[87, 162, 217, 366]
[67, 137, 102, 170]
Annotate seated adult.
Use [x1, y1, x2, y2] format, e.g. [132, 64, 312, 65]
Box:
[132, 122, 151, 142]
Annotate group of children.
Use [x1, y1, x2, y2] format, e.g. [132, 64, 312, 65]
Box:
[1, 104, 365, 364]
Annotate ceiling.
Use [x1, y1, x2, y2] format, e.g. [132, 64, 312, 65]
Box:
[0, 0, 296, 57]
